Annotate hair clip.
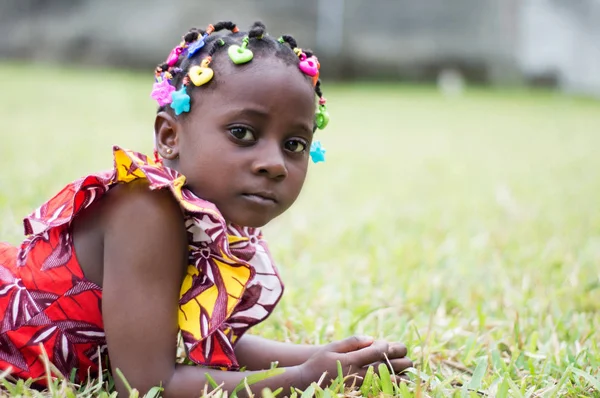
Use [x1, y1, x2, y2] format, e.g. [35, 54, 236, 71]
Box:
[189, 57, 214, 86]
[298, 53, 318, 77]
[310, 141, 326, 163]
[151, 79, 176, 106]
[188, 32, 208, 58]
[311, 57, 320, 86]
[170, 86, 191, 115]
[166, 46, 184, 67]
[228, 36, 254, 65]
[315, 98, 330, 129]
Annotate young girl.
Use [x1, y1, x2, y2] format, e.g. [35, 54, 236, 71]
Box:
[0, 21, 412, 396]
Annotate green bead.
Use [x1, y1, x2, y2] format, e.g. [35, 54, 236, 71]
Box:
[228, 45, 254, 64]
[316, 104, 330, 129]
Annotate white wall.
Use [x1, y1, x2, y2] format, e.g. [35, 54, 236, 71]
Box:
[519, 0, 600, 97]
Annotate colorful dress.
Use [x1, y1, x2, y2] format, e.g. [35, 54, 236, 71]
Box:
[0, 147, 284, 385]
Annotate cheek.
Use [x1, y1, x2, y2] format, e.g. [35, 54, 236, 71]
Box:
[177, 138, 229, 191]
[179, 130, 231, 171]
[286, 161, 309, 198]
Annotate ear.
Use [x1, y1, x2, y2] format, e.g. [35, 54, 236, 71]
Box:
[154, 111, 180, 160]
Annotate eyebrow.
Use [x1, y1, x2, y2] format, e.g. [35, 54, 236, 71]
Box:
[226, 107, 313, 134]
[227, 108, 270, 120]
[295, 122, 314, 135]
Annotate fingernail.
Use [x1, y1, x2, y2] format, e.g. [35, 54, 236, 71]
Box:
[360, 335, 374, 342]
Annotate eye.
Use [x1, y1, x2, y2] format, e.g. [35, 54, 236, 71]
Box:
[284, 139, 308, 153]
[229, 127, 256, 141]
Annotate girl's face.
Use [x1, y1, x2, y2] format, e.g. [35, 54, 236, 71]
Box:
[157, 57, 317, 228]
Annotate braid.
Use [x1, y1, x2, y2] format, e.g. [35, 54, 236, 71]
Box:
[275, 34, 328, 129]
[212, 21, 239, 33]
[151, 20, 330, 132]
[183, 28, 205, 43]
[150, 20, 331, 162]
[279, 35, 298, 50]
[206, 39, 226, 58]
[248, 21, 266, 39]
[314, 79, 323, 99]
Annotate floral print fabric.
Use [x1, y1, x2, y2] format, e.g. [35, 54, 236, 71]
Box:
[0, 146, 284, 384]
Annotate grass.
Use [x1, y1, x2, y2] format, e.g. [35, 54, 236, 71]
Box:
[1, 61, 599, 397]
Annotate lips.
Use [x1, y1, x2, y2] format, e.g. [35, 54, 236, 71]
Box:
[241, 191, 278, 206]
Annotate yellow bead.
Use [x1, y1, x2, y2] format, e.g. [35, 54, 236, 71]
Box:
[188, 66, 214, 86]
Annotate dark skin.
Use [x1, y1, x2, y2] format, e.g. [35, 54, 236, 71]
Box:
[72, 56, 412, 397]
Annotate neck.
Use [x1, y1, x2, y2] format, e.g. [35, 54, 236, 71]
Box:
[162, 158, 180, 170]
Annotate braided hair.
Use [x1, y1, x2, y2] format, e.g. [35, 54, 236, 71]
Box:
[150, 21, 329, 163]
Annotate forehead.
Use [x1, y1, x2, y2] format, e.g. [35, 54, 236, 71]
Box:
[191, 57, 316, 120]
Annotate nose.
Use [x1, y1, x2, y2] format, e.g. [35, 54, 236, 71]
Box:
[251, 140, 288, 180]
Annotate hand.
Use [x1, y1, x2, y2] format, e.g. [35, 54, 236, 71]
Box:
[367, 341, 413, 382]
[297, 336, 391, 387]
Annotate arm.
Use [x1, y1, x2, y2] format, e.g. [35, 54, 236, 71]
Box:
[100, 182, 397, 397]
[234, 334, 322, 370]
[100, 182, 307, 397]
[234, 335, 413, 375]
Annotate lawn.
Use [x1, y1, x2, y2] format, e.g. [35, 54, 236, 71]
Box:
[1, 62, 599, 397]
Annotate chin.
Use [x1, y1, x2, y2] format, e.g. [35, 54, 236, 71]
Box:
[227, 214, 274, 229]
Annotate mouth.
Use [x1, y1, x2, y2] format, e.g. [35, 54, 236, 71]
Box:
[241, 192, 278, 206]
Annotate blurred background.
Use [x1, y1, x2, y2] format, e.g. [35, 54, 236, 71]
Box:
[1, 3, 600, 394]
[1, 0, 599, 96]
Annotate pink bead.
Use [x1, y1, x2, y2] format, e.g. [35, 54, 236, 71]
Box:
[299, 55, 318, 77]
[151, 80, 176, 106]
[319, 97, 327, 105]
[166, 47, 183, 67]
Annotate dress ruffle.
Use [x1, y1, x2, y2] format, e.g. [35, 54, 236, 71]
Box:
[0, 146, 283, 383]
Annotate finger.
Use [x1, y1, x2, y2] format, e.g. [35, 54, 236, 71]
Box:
[346, 340, 389, 366]
[372, 357, 413, 374]
[327, 335, 374, 354]
[387, 342, 408, 359]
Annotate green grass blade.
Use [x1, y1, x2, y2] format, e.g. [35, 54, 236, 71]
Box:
[399, 381, 412, 397]
[300, 384, 315, 398]
[378, 363, 394, 396]
[570, 367, 600, 392]
[231, 368, 286, 397]
[360, 365, 375, 397]
[542, 365, 572, 397]
[466, 357, 487, 391]
[504, 373, 524, 398]
[114, 368, 132, 393]
[204, 373, 220, 390]
[146, 385, 164, 398]
[496, 376, 509, 398]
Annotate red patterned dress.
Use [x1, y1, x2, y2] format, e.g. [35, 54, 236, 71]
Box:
[0, 147, 284, 385]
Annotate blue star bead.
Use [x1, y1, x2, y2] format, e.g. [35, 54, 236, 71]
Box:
[187, 37, 206, 58]
[310, 140, 326, 163]
[170, 86, 191, 115]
